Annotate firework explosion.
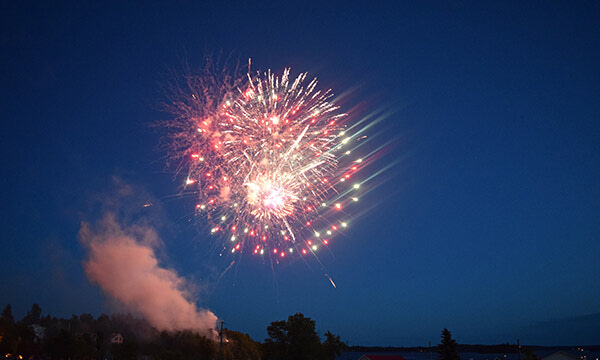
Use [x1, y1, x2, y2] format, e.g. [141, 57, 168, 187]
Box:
[164, 66, 366, 259]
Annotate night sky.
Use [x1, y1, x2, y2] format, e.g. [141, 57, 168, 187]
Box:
[2, 1, 600, 347]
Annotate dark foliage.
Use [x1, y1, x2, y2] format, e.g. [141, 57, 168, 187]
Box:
[262, 312, 343, 360]
[522, 346, 538, 360]
[438, 328, 460, 360]
[0, 305, 341, 360]
[149, 330, 217, 360]
[0, 304, 222, 359]
[323, 330, 345, 360]
[21, 304, 41, 326]
[222, 328, 262, 360]
[1, 305, 13, 323]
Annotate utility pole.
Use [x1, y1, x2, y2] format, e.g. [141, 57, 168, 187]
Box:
[430, 340, 433, 360]
[517, 339, 521, 360]
[219, 320, 224, 360]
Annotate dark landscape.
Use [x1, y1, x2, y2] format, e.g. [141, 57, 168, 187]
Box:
[2, 305, 599, 360]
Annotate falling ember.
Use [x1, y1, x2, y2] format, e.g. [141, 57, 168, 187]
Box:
[163, 65, 369, 259]
[327, 275, 337, 288]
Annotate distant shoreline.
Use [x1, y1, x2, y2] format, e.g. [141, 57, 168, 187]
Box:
[346, 344, 600, 354]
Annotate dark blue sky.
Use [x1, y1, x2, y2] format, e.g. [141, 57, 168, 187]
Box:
[1, 1, 599, 346]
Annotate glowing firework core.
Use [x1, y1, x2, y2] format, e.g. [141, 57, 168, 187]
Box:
[245, 176, 298, 220]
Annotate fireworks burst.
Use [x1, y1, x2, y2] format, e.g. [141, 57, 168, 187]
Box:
[163, 64, 367, 259]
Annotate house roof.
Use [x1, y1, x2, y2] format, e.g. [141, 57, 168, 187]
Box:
[358, 355, 408, 360]
[542, 351, 581, 360]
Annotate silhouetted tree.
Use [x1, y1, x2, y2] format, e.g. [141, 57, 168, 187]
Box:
[263, 313, 327, 360]
[438, 328, 460, 360]
[22, 303, 42, 325]
[222, 329, 261, 360]
[14, 323, 38, 357]
[46, 328, 74, 359]
[1, 304, 39, 357]
[1, 304, 13, 323]
[522, 347, 538, 360]
[2, 308, 346, 360]
[149, 330, 216, 360]
[322, 330, 345, 360]
[75, 313, 94, 335]
[264, 319, 287, 360]
[73, 332, 98, 360]
[111, 338, 139, 360]
[0, 305, 16, 354]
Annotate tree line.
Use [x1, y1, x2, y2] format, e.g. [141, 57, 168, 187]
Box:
[1, 304, 536, 360]
[0, 304, 344, 360]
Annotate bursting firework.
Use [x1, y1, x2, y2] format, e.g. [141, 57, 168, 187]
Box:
[164, 66, 366, 259]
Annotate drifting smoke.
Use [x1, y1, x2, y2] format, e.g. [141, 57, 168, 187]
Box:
[80, 212, 217, 336]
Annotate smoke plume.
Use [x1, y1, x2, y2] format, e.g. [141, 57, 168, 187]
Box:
[80, 213, 217, 336]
